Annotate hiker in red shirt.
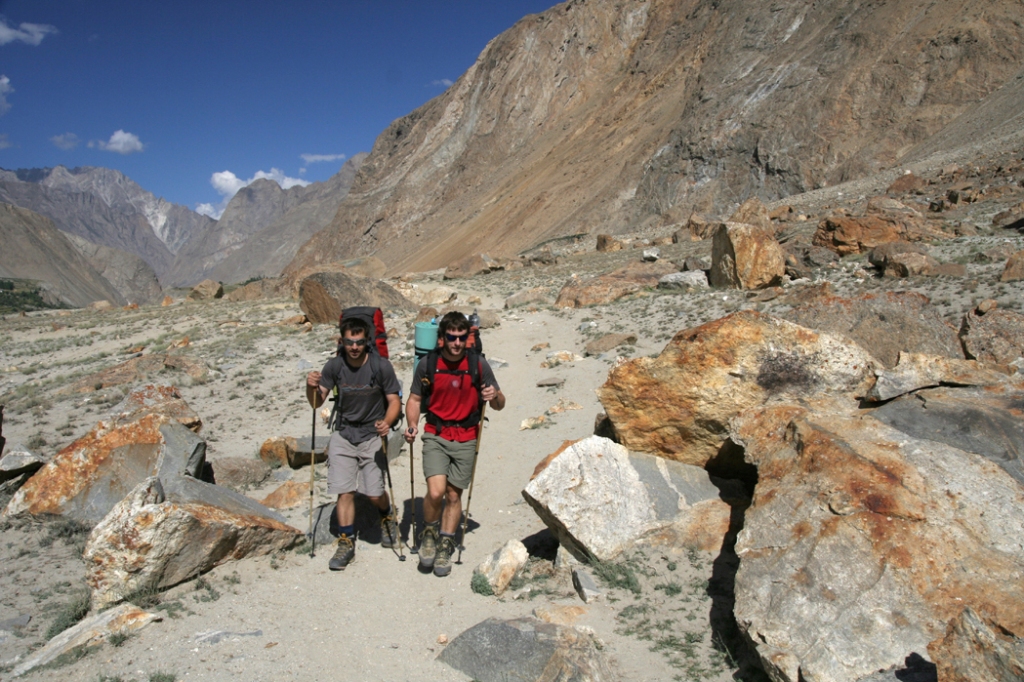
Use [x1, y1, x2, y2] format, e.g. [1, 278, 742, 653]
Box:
[404, 311, 505, 576]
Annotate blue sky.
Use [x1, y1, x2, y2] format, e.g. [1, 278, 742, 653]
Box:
[0, 0, 557, 217]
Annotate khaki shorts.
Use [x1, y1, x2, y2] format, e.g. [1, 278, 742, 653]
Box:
[326, 432, 385, 497]
[421, 432, 477, 490]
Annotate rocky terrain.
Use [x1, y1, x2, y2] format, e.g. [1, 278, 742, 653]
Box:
[1, 133, 1023, 679]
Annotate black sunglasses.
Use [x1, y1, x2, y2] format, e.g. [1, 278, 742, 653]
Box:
[444, 332, 469, 342]
[342, 338, 368, 347]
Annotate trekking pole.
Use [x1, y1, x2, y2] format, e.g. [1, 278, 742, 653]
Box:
[457, 403, 486, 565]
[409, 437, 418, 555]
[308, 402, 317, 559]
[381, 436, 406, 561]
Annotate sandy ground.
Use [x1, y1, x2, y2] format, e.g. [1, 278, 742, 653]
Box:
[1, 194, 1023, 681]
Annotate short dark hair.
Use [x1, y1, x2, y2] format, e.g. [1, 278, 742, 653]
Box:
[340, 316, 371, 338]
[438, 311, 469, 334]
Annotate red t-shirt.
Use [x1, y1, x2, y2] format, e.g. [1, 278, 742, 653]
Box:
[413, 353, 497, 442]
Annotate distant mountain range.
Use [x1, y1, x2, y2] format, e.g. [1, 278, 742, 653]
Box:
[0, 154, 366, 300]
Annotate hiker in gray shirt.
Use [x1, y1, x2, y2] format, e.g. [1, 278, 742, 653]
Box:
[305, 316, 401, 571]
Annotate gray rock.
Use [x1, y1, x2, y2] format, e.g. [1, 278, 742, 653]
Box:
[571, 568, 603, 603]
[536, 377, 565, 388]
[473, 540, 528, 596]
[523, 436, 733, 561]
[929, 607, 1024, 681]
[209, 457, 271, 491]
[658, 270, 709, 290]
[871, 386, 1024, 486]
[0, 447, 46, 482]
[865, 353, 1008, 402]
[437, 617, 613, 682]
[731, 396, 1024, 682]
[642, 247, 660, 262]
[0, 614, 30, 631]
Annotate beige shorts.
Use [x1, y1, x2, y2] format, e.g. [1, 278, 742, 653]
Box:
[421, 432, 477, 490]
[326, 432, 385, 497]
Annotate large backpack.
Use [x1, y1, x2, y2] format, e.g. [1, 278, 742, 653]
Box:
[339, 306, 389, 358]
[330, 306, 399, 431]
[419, 347, 485, 430]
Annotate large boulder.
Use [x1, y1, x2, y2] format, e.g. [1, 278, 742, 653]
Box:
[960, 307, 1024, 366]
[0, 447, 46, 483]
[727, 197, 773, 231]
[444, 253, 500, 279]
[1000, 250, 1024, 282]
[708, 222, 785, 290]
[393, 281, 458, 306]
[730, 397, 1024, 682]
[596, 312, 877, 466]
[812, 199, 947, 255]
[298, 271, 414, 324]
[85, 476, 301, 608]
[3, 414, 206, 523]
[61, 355, 210, 395]
[437, 617, 613, 682]
[105, 384, 202, 433]
[187, 278, 223, 301]
[782, 291, 962, 368]
[555, 261, 675, 308]
[522, 436, 735, 561]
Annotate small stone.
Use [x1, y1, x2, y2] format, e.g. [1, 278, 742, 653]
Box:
[976, 299, 998, 314]
[531, 343, 550, 352]
[571, 568, 603, 603]
[520, 416, 547, 430]
[658, 271, 709, 290]
[641, 247, 660, 262]
[536, 377, 565, 388]
[473, 539, 529, 596]
[437, 634, 449, 645]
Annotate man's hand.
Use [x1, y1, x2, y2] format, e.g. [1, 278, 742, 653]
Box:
[375, 419, 390, 437]
[404, 425, 418, 443]
[306, 371, 321, 388]
[481, 384, 498, 402]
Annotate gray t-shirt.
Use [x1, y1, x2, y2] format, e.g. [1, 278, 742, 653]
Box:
[319, 354, 400, 445]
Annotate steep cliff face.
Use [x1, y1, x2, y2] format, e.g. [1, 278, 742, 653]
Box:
[286, 0, 1024, 277]
[64, 234, 163, 305]
[0, 203, 127, 307]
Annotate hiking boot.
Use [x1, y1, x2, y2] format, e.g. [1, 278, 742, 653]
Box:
[328, 534, 355, 571]
[380, 512, 399, 549]
[418, 524, 438, 569]
[433, 535, 456, 577]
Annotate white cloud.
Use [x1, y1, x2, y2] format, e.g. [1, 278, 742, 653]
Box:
[0, 19, 58, 46]
[89, 129, 144, 154]
[0, 133, 10, 150]
[198, 167, 310, 219]
[430, 78, 454, 88]
[50, 132, 79, 150]
[0, 75, 12, 115]
[300, 153, 346, 165]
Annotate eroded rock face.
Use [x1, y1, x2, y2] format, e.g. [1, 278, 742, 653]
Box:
[928, 607, 1024, 682]
[709, 222, 785, 290]
[298, 271, 414, 324]
[3, 414, 206, 523]
[960, 307, 1024, 366]
[597, 312, 876, 466]
[731, 401, 1024, 682]
[782, 291, 962, 368]
[523, 436, 733, 561]
[865, 353, 1009, 402]
[85, 477, 301, 608]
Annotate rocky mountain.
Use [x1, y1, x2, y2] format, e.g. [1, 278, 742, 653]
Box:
[0, 167, 214, 281]
[285, 0, 1024, 278]
[63, 234, 163, 305]
[164, 154, 367, 287]
[0, 203, 126, 307]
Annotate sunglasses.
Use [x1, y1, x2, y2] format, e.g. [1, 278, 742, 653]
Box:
[444, 332, 469, 342]
[342, 338, 368, 347]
